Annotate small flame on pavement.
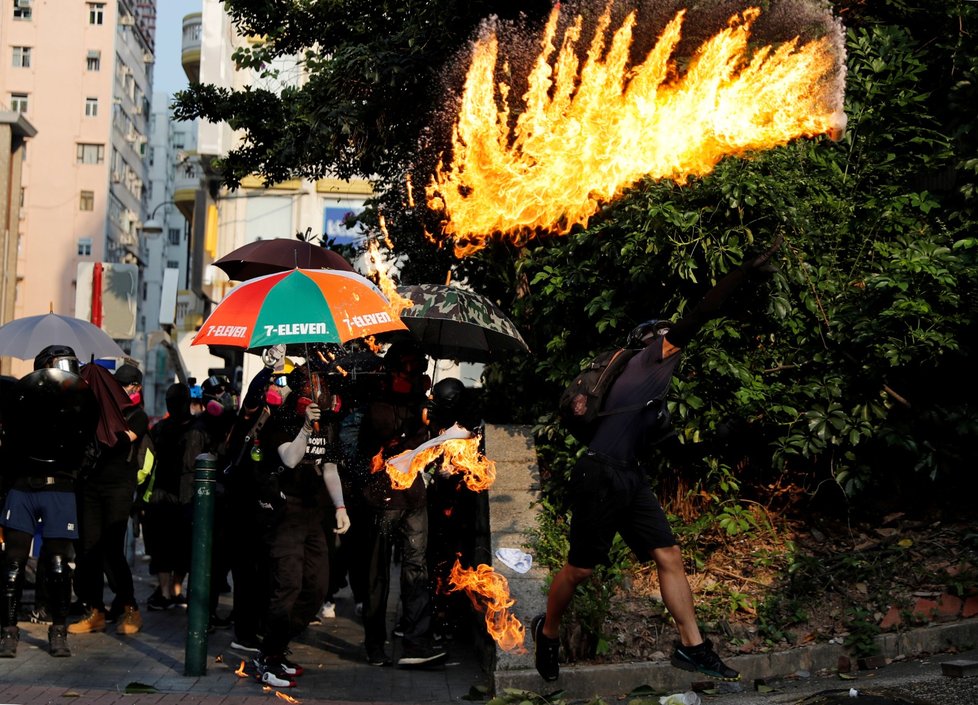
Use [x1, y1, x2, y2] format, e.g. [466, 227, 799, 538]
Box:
[449, 560, 526, 652]
[235, 659, 247, 677]
[275, 691, 301, 703]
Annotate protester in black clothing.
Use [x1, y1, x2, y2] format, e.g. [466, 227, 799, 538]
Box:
[533, 240, 782, 683]
[222, 345, 289, 652]
[0, 345, 98, 658]
[359, 341, 446, 668]
[141, 383, 206, 611]
[423, 378, 492, 640]
[70, 364, 149, 636]
[252, 363, 350, 688]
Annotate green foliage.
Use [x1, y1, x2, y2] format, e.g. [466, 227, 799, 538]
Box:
[844, 606, 881, 657]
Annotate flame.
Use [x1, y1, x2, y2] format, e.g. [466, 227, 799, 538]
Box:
[428, 3, 846, 255]
[363, 335, 383, 354]
[275, 692, 301, 703]
[383, 437, 497, 491]
[335, 365, 348, 377]
[370, 449, 387, 474]
[235, 659, 247, 677]
[449, 561, 526, 652]
[364, 236, 415, 317]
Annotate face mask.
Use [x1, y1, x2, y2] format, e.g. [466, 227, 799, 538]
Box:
[265, 388, 283, 406]
[391, 373, 414, 395]
[128, 391, 142, 405]
[206, 399, 224, 416]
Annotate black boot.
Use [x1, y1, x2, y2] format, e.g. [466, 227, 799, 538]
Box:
[0, 626, 18, 658]
[48, 624, 71, 657]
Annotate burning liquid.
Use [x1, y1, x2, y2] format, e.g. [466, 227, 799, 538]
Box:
[373, 437, 497, 491]
[449, 561, 526, 652]
[428, 3, 846, 255]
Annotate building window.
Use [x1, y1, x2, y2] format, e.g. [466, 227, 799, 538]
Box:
[12, 46, 31, 67]
[88, 2, 104, 25]
[168, 228, 181, 246]
[76, 143, 105, 164]
[9, 93, 28, 113]
[86, 50, 101, 71]
[78, 237, 93, 257]
[79, 190, 95, 211]
[85, 97, 98, 117]
[13, 0, 32, 21]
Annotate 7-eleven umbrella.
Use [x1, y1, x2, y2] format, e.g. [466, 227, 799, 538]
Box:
[191, 269, 407, 349]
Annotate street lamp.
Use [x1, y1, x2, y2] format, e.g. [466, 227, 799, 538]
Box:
[140, 201, 176, 237]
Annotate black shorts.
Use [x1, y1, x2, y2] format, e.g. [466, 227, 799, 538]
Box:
[567, 452, 676, 569]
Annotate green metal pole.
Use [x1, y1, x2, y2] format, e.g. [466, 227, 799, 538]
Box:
[184, 453, 216, 676]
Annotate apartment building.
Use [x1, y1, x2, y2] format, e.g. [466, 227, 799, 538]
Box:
[0, 0, 155, 374]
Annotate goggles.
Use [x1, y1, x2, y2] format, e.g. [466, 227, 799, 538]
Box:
[272, 374, 290, 388]
[51, 357, 80, 374]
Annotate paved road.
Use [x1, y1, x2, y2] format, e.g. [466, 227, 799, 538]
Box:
[0, 566, 490, 705]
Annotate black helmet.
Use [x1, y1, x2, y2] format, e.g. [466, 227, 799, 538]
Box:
[384, 340, 426, 373]
[33, 344, 80, 374]
[201, 375, 229, 399]
[431, 378, 466, 411]
[626, 319, 671, 348]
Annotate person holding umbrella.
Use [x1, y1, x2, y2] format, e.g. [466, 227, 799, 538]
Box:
[252, 362, 351, 688]
[0, 346, 98, 658]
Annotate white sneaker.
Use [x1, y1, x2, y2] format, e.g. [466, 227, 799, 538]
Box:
[317, 601, 336, 620]
[355, 602, 364, 617]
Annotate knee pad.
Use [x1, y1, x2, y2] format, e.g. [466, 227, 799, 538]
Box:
[3, 559, 24, 588]
[46, 553, 69, 577]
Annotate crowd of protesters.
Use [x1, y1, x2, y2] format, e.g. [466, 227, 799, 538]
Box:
[0, 339, 486, 689]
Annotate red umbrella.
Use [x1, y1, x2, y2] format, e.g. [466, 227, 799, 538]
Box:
[212, 239, 354, 282]
[79, 363, 132, 448]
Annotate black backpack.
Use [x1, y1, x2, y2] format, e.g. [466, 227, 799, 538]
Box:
[558, 347, 637, 442]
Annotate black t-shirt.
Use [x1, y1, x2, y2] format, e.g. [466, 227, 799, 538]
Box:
[260, 409, 339, 505]
[587, 337, 681, 462]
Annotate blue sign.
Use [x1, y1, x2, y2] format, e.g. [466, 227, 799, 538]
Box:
[323, 206, 366, 245]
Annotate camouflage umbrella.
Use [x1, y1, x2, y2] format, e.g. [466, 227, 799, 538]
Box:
[396, 284, 529, 363]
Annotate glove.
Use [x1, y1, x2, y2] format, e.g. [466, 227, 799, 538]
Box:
[334, 506, 351, 535]
[262, 344, 287, 369]
[303, 402, 321, 431]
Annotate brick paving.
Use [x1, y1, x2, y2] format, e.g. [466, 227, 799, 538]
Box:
[0, 565, 489, 705]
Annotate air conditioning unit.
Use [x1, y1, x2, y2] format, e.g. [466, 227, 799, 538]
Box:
[15, 0, 31, 9]
[120, 14, 135, 26]
[143, 51, 154, 63]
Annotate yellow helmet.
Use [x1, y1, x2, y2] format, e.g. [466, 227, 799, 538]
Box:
[277, 357, 295, 375]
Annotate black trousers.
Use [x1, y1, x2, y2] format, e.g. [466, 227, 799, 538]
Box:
[75, 478, 136, 610]
[363, 504, 432, 651]
[260, 498, 327, 657]
[228, 487, 267, 642]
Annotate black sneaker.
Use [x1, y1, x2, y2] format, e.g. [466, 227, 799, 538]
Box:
[670, 639, 740, 681]
[392, 622, 404, 638]
[48, 624, 71, 657]
[270, 653, 303, 677]
[366, 645, 391, 667]
[253, 653, 296, 688]
[29, 606, 52, 624]
[397, 641, 447, 667]
[147, 589, 173, 611]
[532, 614, 559, 682]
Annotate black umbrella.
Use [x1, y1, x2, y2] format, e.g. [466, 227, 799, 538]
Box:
[212, 238, 354, 281]
[397, 284, 529, 363]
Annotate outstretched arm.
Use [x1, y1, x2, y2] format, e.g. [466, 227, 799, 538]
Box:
[665, 236, 782, 350]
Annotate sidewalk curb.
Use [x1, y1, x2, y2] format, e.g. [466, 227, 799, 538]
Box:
[494, 619, 978, 698]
